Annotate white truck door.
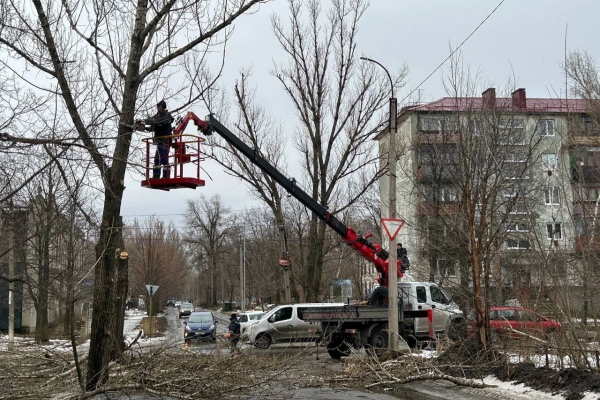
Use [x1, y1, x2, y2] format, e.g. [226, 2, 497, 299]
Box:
[429, 285, 451, 332]
[414, 285, 431, 335]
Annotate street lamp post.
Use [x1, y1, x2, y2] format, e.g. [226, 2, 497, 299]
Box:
[360, 57, 399, 351]
[240, 227, 246, 313]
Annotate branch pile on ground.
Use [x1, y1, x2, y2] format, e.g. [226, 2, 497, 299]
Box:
[0, 340, 334, 400]
[336, 343, 501, 388]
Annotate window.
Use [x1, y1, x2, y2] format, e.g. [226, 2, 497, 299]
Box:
[499, 118, 525, 145]
[506, 222, 529, 232]
[503, 187, 519, 198]
[430, 286, 449, 303]
[546, 223, 562, 240]
[504, 152, 527, 163]
[506, 239, 531, 249]
[270, 307, 293, 322]
[421, 184, 456, 202]
[416, 286, 427, 303]
[540, 119, 555, 137]
[545, 187, 560, 205]
[542, 154, 557, 171]
[517, 310, 538, 322]
[508, 203, 528, 214]
[505, 164, 526, 179]
[467, 118, 484, 136]
[440, 186, 456, 202]
[499, 117, 524, 129]
[420, 117, 442, 132]
[584, 187, 600, 202]
[582, 115, 594, 131]
[436, 259, 456, 277]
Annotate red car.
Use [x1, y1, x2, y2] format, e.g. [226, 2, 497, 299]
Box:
[467, 306, 562, 338]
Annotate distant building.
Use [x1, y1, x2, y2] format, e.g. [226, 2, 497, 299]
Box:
[376, 88, 598, 311]
[0, 196, 95, 334]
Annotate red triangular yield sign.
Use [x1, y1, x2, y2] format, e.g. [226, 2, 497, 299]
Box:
[381, 218, 404, 240]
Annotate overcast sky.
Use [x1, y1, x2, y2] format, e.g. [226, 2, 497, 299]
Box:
[121, 0, 600, 229]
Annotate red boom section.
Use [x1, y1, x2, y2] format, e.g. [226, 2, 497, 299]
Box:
[342, 226, 402, 287]
[173, 111, 210, 135]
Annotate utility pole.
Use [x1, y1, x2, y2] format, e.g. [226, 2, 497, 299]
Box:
[361, 57, 399, 351]
[8, 202, 15, 351]
[277, 211, 292, 304]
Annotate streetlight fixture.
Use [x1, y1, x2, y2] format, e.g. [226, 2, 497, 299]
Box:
[360, 56, 399, 351]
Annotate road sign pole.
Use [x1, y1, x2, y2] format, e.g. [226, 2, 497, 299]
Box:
[145, 284, 159, 337]
[149, 287, 153, 336]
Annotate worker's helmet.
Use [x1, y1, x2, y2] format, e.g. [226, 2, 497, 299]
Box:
[157, 100, 167, 109]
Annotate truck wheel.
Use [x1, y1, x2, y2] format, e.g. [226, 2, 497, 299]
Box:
[369, 287, 388, 306]
[254, 333, 272, 349]
[371, 329, 388, 349]
[327, 341, 351, 360]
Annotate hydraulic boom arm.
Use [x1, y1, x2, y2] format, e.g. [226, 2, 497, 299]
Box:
[177, 112, 403, 286]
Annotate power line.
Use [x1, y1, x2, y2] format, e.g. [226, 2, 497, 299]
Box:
[401, 0, 506, 104]
[121, 205, 267, 218]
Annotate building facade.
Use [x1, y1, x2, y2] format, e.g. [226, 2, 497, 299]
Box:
[377, 88, 597, 311]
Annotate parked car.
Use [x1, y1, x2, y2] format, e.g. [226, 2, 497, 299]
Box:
[467, 306, 562, 338]
[184, 311, 218, 342]
[178, 303, 195, 318]
[239, 311, 266, 339]
[247, 303, 345, 349]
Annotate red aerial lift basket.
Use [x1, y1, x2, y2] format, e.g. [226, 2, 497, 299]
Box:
[140, 134, 206, 191]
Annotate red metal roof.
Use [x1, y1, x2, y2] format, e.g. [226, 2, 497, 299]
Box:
[402, 97, 590, 114]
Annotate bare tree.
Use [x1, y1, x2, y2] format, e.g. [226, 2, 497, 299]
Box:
[270, 0, 406, 301]
[0, 0, 269, 389]
[211, 0, 405, 302]
[126, 217, 190, 309]
[184, 195, 237, 306]
[241, 208, 286, 305]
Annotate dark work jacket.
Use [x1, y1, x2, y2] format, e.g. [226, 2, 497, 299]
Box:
[397, 247, 410, 269]
[146, 110, 174, 140]
[228, 318, 241, 335]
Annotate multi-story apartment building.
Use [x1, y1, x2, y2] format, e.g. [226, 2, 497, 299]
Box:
[376, 88, 598, 310]
[1, 196, 95, 334]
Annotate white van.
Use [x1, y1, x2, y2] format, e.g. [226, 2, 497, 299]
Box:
[247, 303, 345, 348]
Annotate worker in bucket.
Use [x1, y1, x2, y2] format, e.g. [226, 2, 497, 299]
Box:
[397, 242, 410, 272]
[137, 100, 174, 179]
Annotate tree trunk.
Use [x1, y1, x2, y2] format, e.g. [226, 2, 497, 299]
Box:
[86, 9, 143, 384]
[35, 218, 50, 344]
[303, 219, 326, 302]
[86, 195, 126, 390]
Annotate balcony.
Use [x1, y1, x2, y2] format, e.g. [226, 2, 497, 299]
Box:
[568, 136, 600, 147]
[574, 235, 600, 252]
[417, 165, 460, 183]
[417, 132, 460, 144]
[418, 202, 460, 216]
[571, 166, 600, 183]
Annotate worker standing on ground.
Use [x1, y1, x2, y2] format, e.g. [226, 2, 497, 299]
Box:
[138, 100, 174, 179]
[228, 313, 241, 351]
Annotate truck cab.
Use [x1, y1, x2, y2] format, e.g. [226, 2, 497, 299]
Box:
[397, 282, 464, 340]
